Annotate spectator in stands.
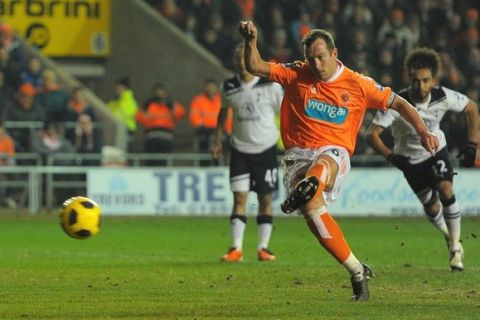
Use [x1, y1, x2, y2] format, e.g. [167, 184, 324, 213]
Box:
[107, 76, 138, 135]
[31, 122, 75, 159]
[199, 12, 233, 67]
[157, 0, 185, 27]
[0, 119, 16, 208]
[136, 83, 185, 166]
[65, 86, 95, 122]
[341, 1, 374, 49]
[0, 70, 8, 116]
[3, 83, 45, 152]
[64, 86, 96, 147]
[19, 57, 43, 89]
[438, 50, 464, 90]
[189, 78, 230, 165]
[183, 12, 198, 40]
[73, 114, 102, 166]
[0, 120, 14, 166]
[36, 69, 69, 123]
[0, 46, 18, 95]
[266, 28, 292, 63]
[0, 22, 24, 80]
[377, 9, 416, 59]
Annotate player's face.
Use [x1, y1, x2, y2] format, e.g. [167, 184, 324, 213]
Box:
[304, 38, 338, 81]
[409, 68, 434, 102]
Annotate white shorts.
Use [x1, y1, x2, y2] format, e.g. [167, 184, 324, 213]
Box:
[281, 146, 351, 205]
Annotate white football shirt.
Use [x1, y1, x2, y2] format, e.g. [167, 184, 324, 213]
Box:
[221, 75, 283, 154]
[372, 86, 469, 164]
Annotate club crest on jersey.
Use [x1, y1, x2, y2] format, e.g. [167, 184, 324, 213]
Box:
[305, 98, 348, 124]
[341, 91, 351, 103]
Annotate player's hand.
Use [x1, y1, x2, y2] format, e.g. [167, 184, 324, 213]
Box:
[211, 141, 223, 160]
[238, 21, 257, 41]
[419, 131, 439, 156]
[456, 141, 477, 167]
[387, 154, 411, 171]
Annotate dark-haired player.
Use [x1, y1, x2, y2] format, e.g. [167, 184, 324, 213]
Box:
[366, 47, 479, 271]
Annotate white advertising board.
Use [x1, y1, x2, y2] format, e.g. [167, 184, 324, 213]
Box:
[87, 168, 480, 216]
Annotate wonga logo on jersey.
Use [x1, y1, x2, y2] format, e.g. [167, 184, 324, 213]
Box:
[305, 99, 348, 124]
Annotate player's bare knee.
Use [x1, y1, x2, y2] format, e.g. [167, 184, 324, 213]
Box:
[437, 181, 454, 200]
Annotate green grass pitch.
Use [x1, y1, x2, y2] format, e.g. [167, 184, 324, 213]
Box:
[0, 214, 478, 319]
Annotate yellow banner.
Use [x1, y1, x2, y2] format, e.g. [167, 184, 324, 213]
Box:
[0, 0, 110, 57]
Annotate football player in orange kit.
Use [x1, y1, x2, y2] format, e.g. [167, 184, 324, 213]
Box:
[239, 21, 439, 301]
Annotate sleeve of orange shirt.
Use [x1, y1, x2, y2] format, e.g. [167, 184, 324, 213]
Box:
[357, 74, 395, 111]
[269, 63, 301, 86]
[189, 95, 203, 128]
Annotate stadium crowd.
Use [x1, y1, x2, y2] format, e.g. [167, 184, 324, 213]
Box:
[0, 0, 479, 170]
[148, 0, 480, 156]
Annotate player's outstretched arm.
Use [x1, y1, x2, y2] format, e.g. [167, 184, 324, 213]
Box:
[464, 100, 479, 144]
[390, 95, 439, 156]
[456, 100, 479, 167]
[238, 21, 271, 78]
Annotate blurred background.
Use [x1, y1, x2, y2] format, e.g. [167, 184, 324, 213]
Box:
[0, 0, 479, 213]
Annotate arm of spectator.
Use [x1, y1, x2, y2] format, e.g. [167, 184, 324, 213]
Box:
[390, 95, 439, 156]
[238, 21, 271, 78]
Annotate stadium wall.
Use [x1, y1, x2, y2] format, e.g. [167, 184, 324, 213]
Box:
[86, 168, 480, 217]
[99, 0, 232, 150]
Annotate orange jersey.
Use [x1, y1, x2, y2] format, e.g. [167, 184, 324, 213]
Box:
[270, 62, 395, 156]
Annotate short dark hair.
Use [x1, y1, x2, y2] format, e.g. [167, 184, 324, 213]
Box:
[404, 47, 441, 77]
[301, 29, 336, 52]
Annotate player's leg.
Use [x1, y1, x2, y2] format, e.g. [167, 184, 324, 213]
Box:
[284, 148, 372, 301]
[437, 180, 463, 271]
[250, 145, 278, 261]
[417, 188, 450, 240]
[221, 148, 249, 262]
[404, 157, 451, 244]
[430, 148, 463, 270]
[256, 193, 276, 261]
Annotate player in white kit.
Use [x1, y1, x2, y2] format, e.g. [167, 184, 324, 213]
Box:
[366, 47, 479, 271]
[212, 44, 284, 262]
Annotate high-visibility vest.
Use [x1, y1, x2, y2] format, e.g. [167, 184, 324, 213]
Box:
[136, 101, 185, 131]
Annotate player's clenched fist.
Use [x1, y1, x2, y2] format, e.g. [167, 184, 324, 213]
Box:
[238, 21, 257, 40]
[420, 131, 439, 156]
